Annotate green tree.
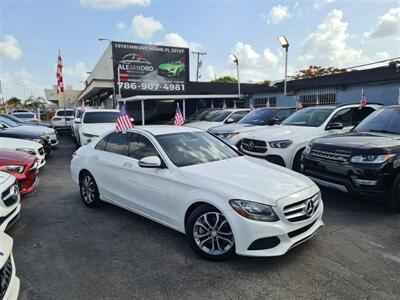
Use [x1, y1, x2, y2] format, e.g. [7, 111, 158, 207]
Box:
[6, 97, 22, 108]
[211, 76, 238, 83]
[261, 80, 271, 85]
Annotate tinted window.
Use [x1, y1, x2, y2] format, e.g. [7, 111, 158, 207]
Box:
[13, 113, 35, 118]
[354, 108, 400, 134]
[227, 111, 248, 123]
[2, 115, 22, 123]
[127, 133, 158, 160]
[104, 133, 128, 155]
[330, 108, 353, 127]
[209, 111, 232, 122]
[353, 107, 375, 125]
[95, 135, 109, 151]
[83, 112, 119, 124]
[273, 109, 294, 123]
[203, 110, 223, 121]
[156, 131, 239, 167]
[238, 109, 274, 125]
[282, 108, 334, 127]
[0, 117, 19, 127]
[56, 110, 74, 116]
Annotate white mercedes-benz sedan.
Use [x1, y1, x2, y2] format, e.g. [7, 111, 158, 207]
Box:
[70, 125, 323, 260]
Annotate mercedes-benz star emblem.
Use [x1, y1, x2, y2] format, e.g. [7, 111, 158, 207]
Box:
[304, 199, 315, 217]
[249, 141, 255, 151]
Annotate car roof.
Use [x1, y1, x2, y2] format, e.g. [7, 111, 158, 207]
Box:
[131, 125, 203, 136]
[303, 103, 382, 109]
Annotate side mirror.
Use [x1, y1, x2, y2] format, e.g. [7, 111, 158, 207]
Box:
[328, 122, 344, 130]
[138, 156, 162, 168]
[0, 123, 4, 129]
[268, 117, 280, 125]
[225, 118, 235, 124]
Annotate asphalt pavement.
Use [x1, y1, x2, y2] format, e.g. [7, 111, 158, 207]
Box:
[8, 136, 400, 299]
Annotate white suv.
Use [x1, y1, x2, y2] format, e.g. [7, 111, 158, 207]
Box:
[0, 232, 20, 300]
[78, 109, 120, 146]
[186, 109, 250, 131]
[51, 109, 74, 131]
[0, 171, 21, 232]
[241, 104, 380, 171]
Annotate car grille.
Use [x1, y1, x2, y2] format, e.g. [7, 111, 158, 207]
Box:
[241, 139, 267, 153]
[283, 193, 320, 222]
[0, 256, 12, 298]
[1, 183, 19, 207]
[38, 147, 44, 155]
[310, 147, 351, 162]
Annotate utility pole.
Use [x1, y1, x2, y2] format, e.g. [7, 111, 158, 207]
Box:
[192, 51, 207, 82]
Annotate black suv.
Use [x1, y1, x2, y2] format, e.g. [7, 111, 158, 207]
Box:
[302, 106, 400, 210]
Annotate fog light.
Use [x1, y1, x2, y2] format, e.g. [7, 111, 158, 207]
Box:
[351, 176, 378, 186]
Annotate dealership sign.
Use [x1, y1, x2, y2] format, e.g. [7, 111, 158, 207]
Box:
[112, 42, 189, 94]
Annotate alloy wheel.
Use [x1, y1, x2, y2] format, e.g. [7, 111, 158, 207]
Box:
[81, 175, 95, 204]
[193, 212, 234, 256]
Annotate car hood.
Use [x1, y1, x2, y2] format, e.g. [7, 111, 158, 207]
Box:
[0, 150, 32, 164]
[185, 121, 222, 131]
[180, 156, 314, 206]
[81, 123, 116, 136]
[209, 123, 264, 134]
[17, 125, 53, 135]
[0, 128, 39, 138]
[246, 125, 320, 141]
[312, 132, 400, 154]
[0, 137, 41, 150]
[0, 231, 13, 266]
[0, 171, 11, 185]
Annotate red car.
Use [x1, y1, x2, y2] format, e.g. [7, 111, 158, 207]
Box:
[0, 150, 39, 195]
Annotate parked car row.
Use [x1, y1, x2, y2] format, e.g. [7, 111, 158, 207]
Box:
[0, 113, 61, 300]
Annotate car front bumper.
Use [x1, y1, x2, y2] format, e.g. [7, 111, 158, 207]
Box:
[0, 203, 21, 232]
[3, 254, 20, 300]
[223, 198, 324, 257]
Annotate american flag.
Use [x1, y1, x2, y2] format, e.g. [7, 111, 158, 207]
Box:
[266, 99, 270, 107]
[116, 103, 134, 133]
[174, 103, 184, 126]
[80, 101, 85, 111]
[222, 100, 227, 110]
[360, 89, 367, 108]
[316, 95, 320, 106]
[295, 95, 303, 110]
[249, 99, 254, 111]
[56, 50, 64, 94]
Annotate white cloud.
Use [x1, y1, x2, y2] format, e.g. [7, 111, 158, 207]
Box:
[63, 62, 88, 85]
[263, 49, 279, 66]
[132, 15, 163, 39]
[313, 0, 335, 10]
[0, 35, 23, 62]
[374, 51, 390, 61]
[116, 22, 126, 30]
[364, 7, 400, 41]
[80, 0, 150, 10]
[266, 5, 290, 24]
[299, 9, 363, 68]
[163, 33, 201, 51]
[0, 69, 45, 99]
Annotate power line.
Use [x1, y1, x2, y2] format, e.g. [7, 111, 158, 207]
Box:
[345, 57, 400, 70]
[192, 51, 207, 81]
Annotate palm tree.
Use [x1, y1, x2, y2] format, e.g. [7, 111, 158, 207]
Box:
[6, 97, 22, 108]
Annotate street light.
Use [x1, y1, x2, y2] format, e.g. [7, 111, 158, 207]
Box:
[278, 35, 289, 96]
[231, 53, 240, 108]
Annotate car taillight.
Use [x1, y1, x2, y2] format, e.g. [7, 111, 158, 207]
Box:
[53, 117, 62, 121]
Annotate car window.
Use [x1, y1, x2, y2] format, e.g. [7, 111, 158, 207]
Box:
[238, 109, 274, 125]
[56, 110, 74, 117]
[226, 111, 248, 123]
[330, 108, 353, 127]
[104, 132, 128, 155]
[209, 111, 232, 122]
[13, 113, 35, 118]
[95, 135, 109, 151]
[282, 108, 334, 127]
[127, 133, 159, 160]
[83, 112, 119, 123]
[354, 108, 400, 134]
[273, 109, 294, 123]
[353, 107, 375, 125]
[0, 117, 19, 127]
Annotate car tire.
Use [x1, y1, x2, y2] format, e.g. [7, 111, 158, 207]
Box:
[292, 148, 305, 172]
[388, 173, 400, 212]
[79, 172, 101, 208]
[186, 204, 235, 261]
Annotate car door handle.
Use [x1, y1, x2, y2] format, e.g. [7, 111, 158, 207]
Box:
[123, 162, 133, 168]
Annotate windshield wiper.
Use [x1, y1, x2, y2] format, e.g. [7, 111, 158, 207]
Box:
[368, 129, 399, 134]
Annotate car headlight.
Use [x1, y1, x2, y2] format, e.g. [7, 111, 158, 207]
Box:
[0, 165, 24, 174]
[269, 140, 293, 148]
[16, 148, 36, 155]
[350, 154, 395, 164]
[229, 199, 279, 222]
[303, 145, 312, 155]
[82, 133, 98, 138]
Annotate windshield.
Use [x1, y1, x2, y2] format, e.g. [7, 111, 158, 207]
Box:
[354, 108, 400, 134]
[56, 110, 74, 117]
[0, 116, 19, 127]
[156, 131, 239, 167]
[14, 113, 35, 119]
[208, 111, 232, 122]
[1, 115, 22, 123]
[198, 110, 221, 121]
[282, 108, 334, 127]
[83, 112, 119, 124]
[239, 109, 274, 125]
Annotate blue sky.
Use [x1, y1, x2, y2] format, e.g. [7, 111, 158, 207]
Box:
[0, 0, 399, 100]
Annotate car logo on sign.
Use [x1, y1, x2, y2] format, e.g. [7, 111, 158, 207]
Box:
[304, 199, 315, 217]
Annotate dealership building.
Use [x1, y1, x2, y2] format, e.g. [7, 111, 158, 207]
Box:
[78, 41, 400, 124]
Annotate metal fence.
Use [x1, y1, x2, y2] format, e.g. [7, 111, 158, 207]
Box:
[299, 88, 336, 106]
[253, 96, 277, 108]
